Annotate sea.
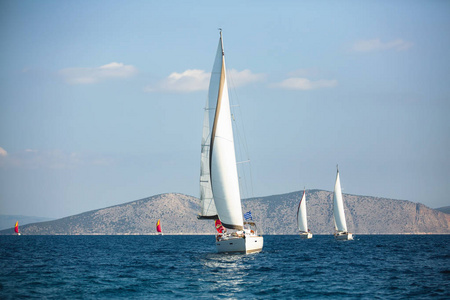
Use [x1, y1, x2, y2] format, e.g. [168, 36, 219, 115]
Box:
[0, 235, 449, 299]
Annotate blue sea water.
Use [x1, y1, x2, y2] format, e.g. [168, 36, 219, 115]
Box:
[0, 235, 449, 299]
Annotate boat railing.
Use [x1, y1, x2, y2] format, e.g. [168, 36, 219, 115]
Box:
[243, 221, 258, 235]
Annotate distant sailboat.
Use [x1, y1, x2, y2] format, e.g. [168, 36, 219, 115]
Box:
[296, 189, 312, 239]
[198, 30, 263, 254]
[333, 166, 353, 240]
[156, 219, 163, 235]
[14, 221, 20, 235]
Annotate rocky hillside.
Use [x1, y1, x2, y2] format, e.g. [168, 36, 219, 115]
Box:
[1, 191, 449, 235]
[4, 194, 212, 235]
[243, 190, 450, 234]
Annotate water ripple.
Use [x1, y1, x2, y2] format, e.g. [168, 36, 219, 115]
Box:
[0, 235, 449, 299]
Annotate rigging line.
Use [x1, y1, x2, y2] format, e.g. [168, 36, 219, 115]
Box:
[226, 68, 255, 200]
[232, 109, 252, 198]
[235, 114, 254, 199]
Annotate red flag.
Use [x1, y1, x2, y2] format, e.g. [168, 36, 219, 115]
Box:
[215, 219, 225, 233]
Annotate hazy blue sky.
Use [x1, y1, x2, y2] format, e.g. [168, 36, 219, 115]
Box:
[1, 0, 449, 218]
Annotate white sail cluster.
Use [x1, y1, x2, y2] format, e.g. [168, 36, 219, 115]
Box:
[199, 32, 243, 230]
[295, 167, 352, 240]
[197, 33, 352, 247]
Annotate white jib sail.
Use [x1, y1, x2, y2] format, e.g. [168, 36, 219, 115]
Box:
[333, 169, 348, 232]
[208, 33, 244, 230]
[199, 97, 218, 218]
[297, 190, 308, 232]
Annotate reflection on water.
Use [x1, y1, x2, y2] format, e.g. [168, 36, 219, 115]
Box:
[199, 253, 258, 296]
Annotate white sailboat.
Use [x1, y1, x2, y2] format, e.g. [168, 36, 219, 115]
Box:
[333, 166, 353, 240]
[199, 30, 263, 254]
[296, 189, 312, 239]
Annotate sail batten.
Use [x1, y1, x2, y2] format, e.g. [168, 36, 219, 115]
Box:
[197, 215, 218, 220]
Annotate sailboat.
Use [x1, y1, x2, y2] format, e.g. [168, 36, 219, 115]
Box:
[333, 166, 353, 240]
[296, 189, 312, 239]
[198, 30, 263, 254]
[156, 219, 163, 235]
[14, 221, 21, 235]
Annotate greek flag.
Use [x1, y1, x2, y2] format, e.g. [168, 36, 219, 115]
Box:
[244, 211, 252, 220]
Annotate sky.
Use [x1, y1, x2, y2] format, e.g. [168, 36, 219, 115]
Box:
[1, 0, 449, 219]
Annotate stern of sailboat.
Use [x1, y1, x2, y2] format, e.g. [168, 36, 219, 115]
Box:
[334, 231, 353, 241]
[216, 234, 263, 254]
[299, 232, 313, 239]
[215, 224, 264, 254]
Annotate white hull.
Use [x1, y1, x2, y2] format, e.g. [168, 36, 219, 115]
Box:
[299, 232, 313, 239]
[334, 232, 353, 241]
[216, 235, 263, 254]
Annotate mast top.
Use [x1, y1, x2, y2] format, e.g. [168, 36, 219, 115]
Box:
[218, 28, 224, 54]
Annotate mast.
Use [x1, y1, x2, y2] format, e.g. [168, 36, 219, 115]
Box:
[207, 31, 244, 230]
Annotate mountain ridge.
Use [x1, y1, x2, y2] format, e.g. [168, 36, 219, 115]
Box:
[436, 206, 450, 214]
[0, 215, 54, 231]
[1, 190, 448, 235]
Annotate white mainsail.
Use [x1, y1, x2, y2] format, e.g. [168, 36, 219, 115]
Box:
[199, 97, 218, 219]
[207, 32, 244, 230]
[296, 190, 308, 232]
[333, 167, 348, 232]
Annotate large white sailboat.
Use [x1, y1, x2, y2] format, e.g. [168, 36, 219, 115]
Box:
[198, 30, 263, 254]
[333, 166, 353, 240]
[296, 189, 312, 239]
